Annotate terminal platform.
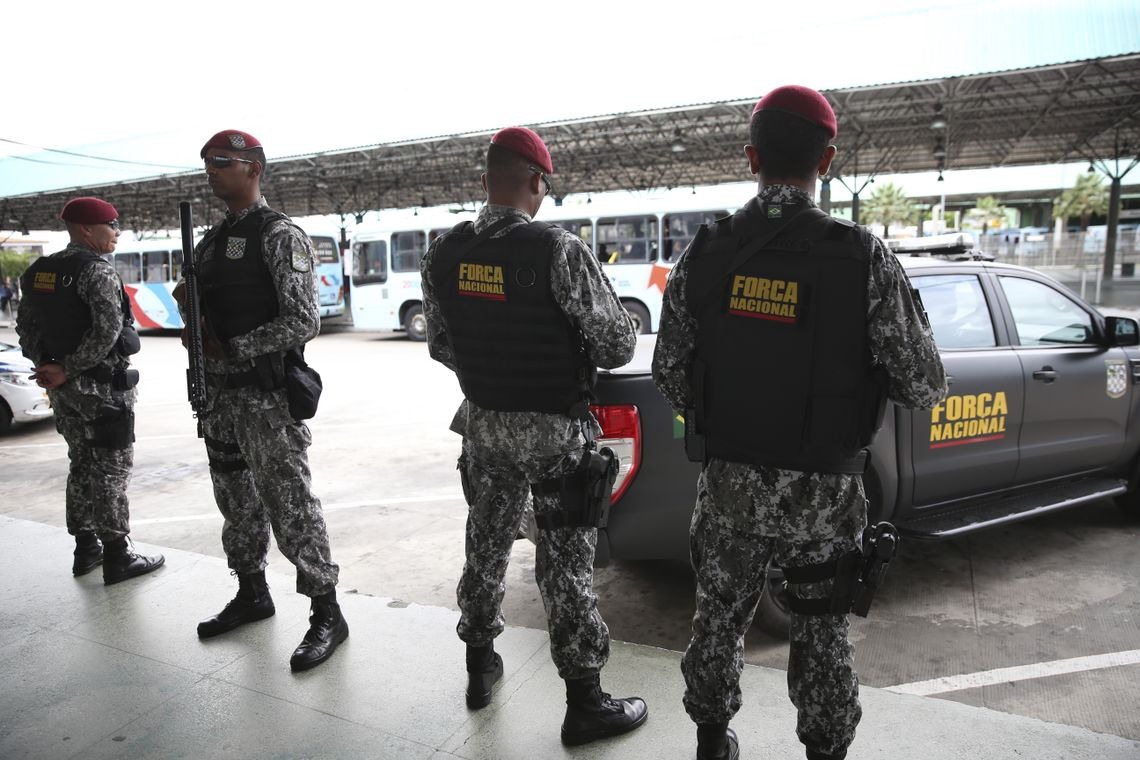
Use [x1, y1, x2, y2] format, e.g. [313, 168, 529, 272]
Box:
[1, 516, 1137, 760]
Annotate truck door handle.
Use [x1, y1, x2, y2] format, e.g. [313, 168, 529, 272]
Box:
[1032, 367, 1057, 383]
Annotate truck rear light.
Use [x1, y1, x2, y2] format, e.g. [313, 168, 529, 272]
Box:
[589, 404, 641, 505]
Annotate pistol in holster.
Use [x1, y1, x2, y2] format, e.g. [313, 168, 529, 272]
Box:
[781, 521, 900, 618]
[683, 407, 705, 463]
[532, 447, 619, 530]
[91, 401, 135, 449]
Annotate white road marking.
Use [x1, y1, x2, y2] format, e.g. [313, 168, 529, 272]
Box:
[131, 494, 462, 525]
[885, 649, 1140, 696]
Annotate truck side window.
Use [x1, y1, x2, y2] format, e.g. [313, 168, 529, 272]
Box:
[912, 274, 996, 349]
[999, 276, 1094, 346]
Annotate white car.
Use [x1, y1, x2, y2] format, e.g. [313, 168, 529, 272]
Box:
[0, 342, 53, 433]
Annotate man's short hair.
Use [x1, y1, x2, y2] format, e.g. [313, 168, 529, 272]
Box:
[749, 110, 831, 180]
[485, 143, 532, 192]
[240, 146, 267, 170]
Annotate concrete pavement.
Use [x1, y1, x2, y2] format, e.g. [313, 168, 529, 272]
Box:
[1, 516, 1136, 760]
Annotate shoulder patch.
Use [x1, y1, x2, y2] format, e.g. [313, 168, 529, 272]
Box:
[291, 244, 313, 273]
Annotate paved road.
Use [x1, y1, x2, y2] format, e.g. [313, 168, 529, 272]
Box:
[1, 323, 1137, 741]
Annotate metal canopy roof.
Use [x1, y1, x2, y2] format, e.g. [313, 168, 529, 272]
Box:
[3, 53, 1138, 233]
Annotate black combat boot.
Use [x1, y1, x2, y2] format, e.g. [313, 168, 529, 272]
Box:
[697, 724, 740, 760]
[102, 537, 164, 586]
[560, 673, 648, 746]
[465, 643, 504, 709]
[197, 572, 276, 639]
[289, 590, 349, 672]
[72, 532, 103, 576]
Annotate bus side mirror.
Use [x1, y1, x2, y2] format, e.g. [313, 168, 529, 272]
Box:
[1105, 316, 1139, 347]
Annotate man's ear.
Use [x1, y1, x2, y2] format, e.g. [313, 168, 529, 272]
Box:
[744, 144, 761, 176]
[818, 145, 837, 177]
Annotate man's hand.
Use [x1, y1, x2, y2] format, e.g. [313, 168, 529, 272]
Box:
[31, 363, 67, 390]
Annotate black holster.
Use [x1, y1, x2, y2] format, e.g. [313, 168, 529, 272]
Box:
[91, 402, 135, 449]
[781, 522, 900, 618]
[532, 447, 618, 530]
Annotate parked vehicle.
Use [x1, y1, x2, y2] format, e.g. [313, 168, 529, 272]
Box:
[585, 241, 1140, 637]
[0, 342, 52, 433]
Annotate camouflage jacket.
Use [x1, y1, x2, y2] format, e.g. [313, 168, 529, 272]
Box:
[422, 203, 637, 462]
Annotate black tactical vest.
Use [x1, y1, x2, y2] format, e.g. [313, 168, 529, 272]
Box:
[686, 200, 884, 473]
[198, 207, 288, 341]
[430, 220, 592, 414]
[21, 249, 132, 363]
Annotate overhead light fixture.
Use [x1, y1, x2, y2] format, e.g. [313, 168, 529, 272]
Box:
[930, 103, 946, 130]
[587, 195, 592, 204]
[937, 171, 944, 182]
[354, 213, 365, 224]
[671, 142, 686, 153]
[1087, 161, 1096, 173]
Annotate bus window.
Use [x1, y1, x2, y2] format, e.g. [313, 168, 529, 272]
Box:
[391, 230, 427, 273]
[596, 216, 658, 264]
[114, 253, 141, 284]
[663, 210, 728, 262]
[144, 251, 169, 283]
[311, 236, 340, 264]
[353, 240, 388, 285]
[551, 219, 593, 247]
[171, 250, 183, 282]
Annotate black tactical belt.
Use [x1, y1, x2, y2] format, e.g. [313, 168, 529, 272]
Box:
[208, 369, 262, 389]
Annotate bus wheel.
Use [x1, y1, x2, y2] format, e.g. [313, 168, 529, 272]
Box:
[624, 302, 651, 334]
[404, 305, 427, 342]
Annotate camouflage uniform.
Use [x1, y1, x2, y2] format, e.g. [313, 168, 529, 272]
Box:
[422, 204, 637, 679]
[16, 244, 137, 540]
[190, 198, 338, 597]
[653, 185, 946, 756]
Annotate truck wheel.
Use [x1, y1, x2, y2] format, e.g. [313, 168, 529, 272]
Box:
[403, 305, 427, 342]
[753, 576, 791, 640]
[0, 399, 12, 435]
[623, 302, 652, 334]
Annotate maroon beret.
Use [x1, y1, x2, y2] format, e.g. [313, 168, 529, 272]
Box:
[490, 126, 553, 174]
[752, 85, 838, 139]
[60, 197, 118, 224]
[200, 129, 262, 158]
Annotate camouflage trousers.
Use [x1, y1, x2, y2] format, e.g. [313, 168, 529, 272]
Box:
[456, 441, 610, 680]
[202, 387, 338, 597]
[50, 382, 135, 541]
[682, 458, 865, 757]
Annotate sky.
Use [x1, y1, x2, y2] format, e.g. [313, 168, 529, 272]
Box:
[2, 0, 1138, 208]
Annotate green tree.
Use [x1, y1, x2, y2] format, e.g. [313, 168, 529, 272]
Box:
[965, 196, 1009, 232]
[0, 250, 34, 284]
[861, 182, 916, 238]
[1053, 173, 1109, 230]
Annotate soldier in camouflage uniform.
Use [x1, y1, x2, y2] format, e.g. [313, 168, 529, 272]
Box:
[653, 87, 947, 760]
[421, 127, 648, 745]
[17, 197, 165, 585]
[180, 130, 347, 673]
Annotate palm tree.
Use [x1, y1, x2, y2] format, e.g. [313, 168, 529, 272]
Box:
[1053, 173, 1109, 230]
[861, 182, 916, 238]
[965, 196, 1009, 232]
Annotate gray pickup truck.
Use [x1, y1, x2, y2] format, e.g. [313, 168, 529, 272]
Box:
[587, 247, 1140, 635]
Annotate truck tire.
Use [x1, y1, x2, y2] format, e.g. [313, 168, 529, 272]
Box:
[753, 576, 791, 640]
[403, 304, 427, 342]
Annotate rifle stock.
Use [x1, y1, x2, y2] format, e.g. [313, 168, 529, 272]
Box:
[180, 201, 207, 436]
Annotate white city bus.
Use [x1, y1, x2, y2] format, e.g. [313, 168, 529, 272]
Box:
[113, 227, 345, 329]
[347, 188, 742, 339]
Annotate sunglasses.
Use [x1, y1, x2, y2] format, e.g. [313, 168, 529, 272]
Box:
[105, 220, 121, 231]
[204, 155, 257, 169]
[529, 166, 555, 197]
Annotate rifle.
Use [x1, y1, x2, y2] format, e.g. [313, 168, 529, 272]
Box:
[180, 201, 207, 437]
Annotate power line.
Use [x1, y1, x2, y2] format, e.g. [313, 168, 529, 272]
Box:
[0, 137, 196, 171]
[3, 152, 156, 171]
